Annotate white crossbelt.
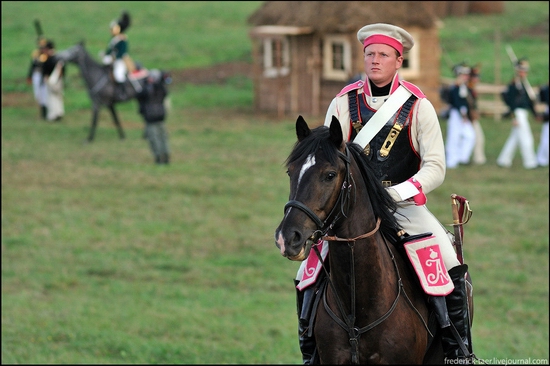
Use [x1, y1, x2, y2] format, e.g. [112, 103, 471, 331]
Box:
[352, 85, 420, 202]
[352, 85, 412, 149]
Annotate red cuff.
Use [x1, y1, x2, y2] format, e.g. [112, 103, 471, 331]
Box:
[407, 177, 426, 205]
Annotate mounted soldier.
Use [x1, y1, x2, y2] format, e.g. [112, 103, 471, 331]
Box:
[102, 11, 136, 98]
[294, 23, 474, 364]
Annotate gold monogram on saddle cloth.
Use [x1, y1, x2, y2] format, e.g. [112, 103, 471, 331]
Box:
[404, 235, 454, 296]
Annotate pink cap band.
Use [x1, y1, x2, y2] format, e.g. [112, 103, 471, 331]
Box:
[363, 34, 403, 55]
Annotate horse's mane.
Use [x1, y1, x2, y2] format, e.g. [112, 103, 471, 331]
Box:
[346, 142, 402, 238]
[285, 126, 402, 238]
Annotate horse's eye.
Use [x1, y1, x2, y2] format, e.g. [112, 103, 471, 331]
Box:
[326, 172, 336, 181]
[286, 170, 290, 177]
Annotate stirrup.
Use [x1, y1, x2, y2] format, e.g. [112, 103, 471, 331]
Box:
[449, 321, 472, 359]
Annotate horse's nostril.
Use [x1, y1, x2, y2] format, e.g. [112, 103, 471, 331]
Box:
[292, 231, 302, 245]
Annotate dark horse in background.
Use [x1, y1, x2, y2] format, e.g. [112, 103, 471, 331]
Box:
[57, 42, 145, 142]
[275, 116, 473, 364]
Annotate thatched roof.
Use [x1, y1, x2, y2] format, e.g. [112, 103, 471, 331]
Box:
[248, 1, 440, 34]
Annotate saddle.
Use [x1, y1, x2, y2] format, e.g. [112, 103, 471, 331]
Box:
[391, 193, 473, 297]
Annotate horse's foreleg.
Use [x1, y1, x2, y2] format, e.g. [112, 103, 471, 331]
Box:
[87, 107, 100, 142]
[108, 105, 126, 140]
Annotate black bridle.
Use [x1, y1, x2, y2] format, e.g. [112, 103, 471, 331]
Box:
[283, 146, 353, 243]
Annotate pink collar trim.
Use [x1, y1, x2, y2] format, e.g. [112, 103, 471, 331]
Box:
[336, 74, 426, 99]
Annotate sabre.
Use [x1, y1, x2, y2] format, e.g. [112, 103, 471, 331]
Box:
[450, 194, 472, 265]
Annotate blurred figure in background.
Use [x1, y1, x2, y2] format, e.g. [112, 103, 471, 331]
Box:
[497, 58, 538, 169]
[445, 63, 476, 168]
[41, 40, 65, 122]
[137, 70, 171, 165]
[27, 36, 48, 120]
[468, 65, 486, 165]
[536, 82, 549, 167]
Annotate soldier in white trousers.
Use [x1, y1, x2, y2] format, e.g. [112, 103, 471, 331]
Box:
[497, 59, 538, 169]
[445, 64, 476, 169]
[536, 83, 549, 167]
[468, 66, 487, 165]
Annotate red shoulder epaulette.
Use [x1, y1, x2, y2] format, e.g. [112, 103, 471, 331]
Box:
[400, 80, 426, 99]
[337, 80, 364, 97]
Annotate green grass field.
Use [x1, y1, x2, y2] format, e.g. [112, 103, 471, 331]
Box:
[2, 1, 549, 364]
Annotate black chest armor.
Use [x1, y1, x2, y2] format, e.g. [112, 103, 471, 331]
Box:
[348, 90, 420, 185]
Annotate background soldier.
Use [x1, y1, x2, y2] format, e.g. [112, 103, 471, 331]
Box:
[497, 58, 538, 169]
[468, 64, 487, 165]
[136, 70, 171, 165]
[27, 21, 48, 120]
[41, 40, 65, 121]
[102, 11, 135, 97]
[536, 82, 549, 167]
[445, 63, 476, 168]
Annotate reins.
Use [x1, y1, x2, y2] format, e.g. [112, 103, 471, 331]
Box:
[90, 75, 109, 95]
[322, 217, 381, 242]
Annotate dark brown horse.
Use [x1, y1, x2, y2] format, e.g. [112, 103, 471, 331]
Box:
[275, 115, 473, 364]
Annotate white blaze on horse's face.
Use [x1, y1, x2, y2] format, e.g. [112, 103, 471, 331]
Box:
[276, 231, 285, 256]
[298, 154, 316, 186]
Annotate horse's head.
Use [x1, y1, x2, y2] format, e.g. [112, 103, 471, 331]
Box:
[275, 115, 351, 261]
[56, 42, 85, 64]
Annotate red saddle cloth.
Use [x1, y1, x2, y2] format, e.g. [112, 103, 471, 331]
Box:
[296, 240, 328, 291]
[296, 235, 455, 296]
[404, 235, 454, 296]
[129, 69, 149, 80]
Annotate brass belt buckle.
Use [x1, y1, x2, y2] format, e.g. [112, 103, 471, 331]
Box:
[364, 143, 371, 156]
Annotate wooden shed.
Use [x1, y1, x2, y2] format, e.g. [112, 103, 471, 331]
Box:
[247, 1, 503, 118]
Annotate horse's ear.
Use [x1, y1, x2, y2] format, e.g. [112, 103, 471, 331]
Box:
[296, 115, 311, 142]
[79, 39, 85, 46]
[329, 116, 344, 148]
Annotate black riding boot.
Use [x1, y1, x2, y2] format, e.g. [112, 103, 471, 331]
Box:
[295, 280, 317, 364]
[442, 264, 473, 363]
[41, 105, 47, 120]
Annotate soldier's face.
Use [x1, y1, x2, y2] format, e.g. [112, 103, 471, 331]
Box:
[111, 24, 121, 36]
[363, 44, 403, 87]
[517, 70, 528, 78]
